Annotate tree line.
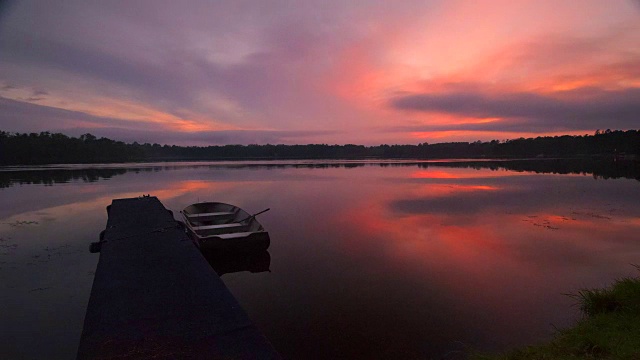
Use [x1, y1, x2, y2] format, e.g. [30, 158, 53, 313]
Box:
[1, 129, 639, 165]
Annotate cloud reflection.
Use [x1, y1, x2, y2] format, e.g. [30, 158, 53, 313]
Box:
[3, 162, 640, 358]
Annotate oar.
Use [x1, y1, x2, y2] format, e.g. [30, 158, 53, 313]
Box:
[238, 208, 270, 223]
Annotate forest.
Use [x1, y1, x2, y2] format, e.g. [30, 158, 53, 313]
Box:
[1, 129, 639, 165]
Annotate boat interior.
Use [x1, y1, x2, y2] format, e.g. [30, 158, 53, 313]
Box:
[183, 202, 265, 237]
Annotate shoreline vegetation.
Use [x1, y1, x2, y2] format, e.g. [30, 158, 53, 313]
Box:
[1, 129, 639, 165]
[473, 268, 640, 360]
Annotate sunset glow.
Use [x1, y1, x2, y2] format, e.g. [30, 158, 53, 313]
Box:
[1, 0, 639, 145]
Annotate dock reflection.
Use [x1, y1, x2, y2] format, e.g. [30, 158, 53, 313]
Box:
[201, 250, 271, 276]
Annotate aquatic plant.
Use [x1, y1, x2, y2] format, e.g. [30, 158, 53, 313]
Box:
[473, 266, 640, 359]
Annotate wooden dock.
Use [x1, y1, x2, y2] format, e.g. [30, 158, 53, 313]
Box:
[77, 196, 279, 359]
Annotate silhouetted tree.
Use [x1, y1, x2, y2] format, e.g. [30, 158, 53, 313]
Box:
[1, 130, 639, 165]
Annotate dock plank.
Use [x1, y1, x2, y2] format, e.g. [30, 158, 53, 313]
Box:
[77, 196, 279, 359]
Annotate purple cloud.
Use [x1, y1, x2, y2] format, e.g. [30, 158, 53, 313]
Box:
[0, 96, 154, 131]
[0, 0, 380, 131]
[0, 96, 336, 145]
[390, 87, 640, 132]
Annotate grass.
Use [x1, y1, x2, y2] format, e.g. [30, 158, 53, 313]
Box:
[473, 268, 640, 360]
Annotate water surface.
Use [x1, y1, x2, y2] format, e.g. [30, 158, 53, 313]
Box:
[1, 160, 639, 359]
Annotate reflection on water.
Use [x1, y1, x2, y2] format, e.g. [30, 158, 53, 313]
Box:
[0, 168, 127, 188]
[2, 158, 639, 187]
[1, 160, 639, 359]
[202, 250, 271, 276]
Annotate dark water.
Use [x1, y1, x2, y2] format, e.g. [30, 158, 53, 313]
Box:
[1, 160, 639, 359]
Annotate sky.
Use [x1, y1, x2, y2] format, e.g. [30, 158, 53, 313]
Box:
[1, 0, 639, 146]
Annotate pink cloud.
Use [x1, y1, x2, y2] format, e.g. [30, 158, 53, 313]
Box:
[1, 0, 639, 145]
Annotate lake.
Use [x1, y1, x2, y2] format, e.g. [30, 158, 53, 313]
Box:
[1, 159, 639, 359]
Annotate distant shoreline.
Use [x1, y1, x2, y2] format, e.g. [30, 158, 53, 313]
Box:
[2, 157, 639, 190]
[0, 155, 636, 166]
[1, 129, 639, 166]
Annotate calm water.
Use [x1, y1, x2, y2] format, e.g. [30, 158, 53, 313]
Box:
[1, 160, 639, 359]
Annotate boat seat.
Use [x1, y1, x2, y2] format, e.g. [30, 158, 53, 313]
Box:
[215, 231, 262, 240]
[185, 211, 235, 220]
[192, 223, 244, 232]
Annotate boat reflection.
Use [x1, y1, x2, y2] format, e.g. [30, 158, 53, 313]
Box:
[201, 250, 271, 276]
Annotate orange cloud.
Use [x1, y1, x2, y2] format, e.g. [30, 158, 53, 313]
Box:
[321, 1, 640, 144]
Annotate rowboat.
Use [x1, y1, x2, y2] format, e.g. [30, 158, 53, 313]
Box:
[181, 202, 270, 252]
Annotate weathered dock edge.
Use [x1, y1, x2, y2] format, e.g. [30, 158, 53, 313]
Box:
[77, 196, 280, 359]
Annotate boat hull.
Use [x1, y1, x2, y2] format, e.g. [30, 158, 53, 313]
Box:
[193, 231, 271, 253]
